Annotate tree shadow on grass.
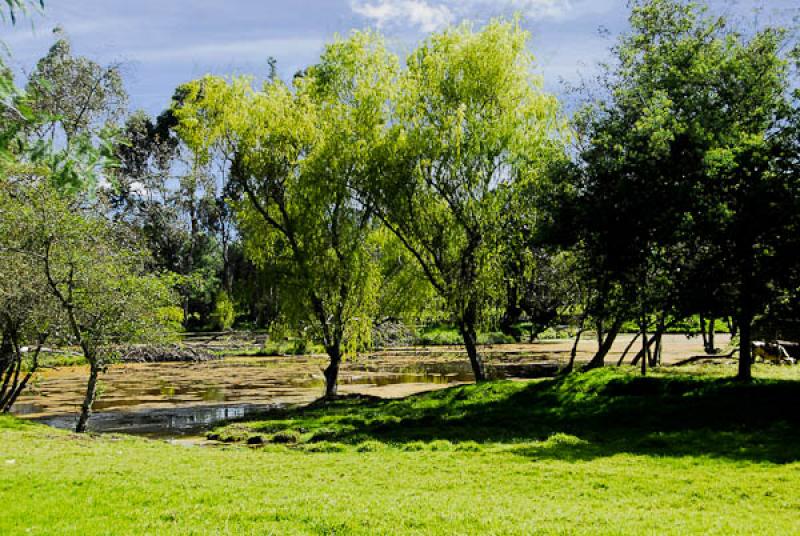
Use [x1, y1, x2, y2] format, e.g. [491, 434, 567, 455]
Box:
[236, 369, 800, 463]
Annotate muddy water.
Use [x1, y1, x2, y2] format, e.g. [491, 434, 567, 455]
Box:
[10, 354, 501, 437]
[11, 334, 721, 437]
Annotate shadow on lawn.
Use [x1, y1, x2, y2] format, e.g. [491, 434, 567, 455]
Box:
[236, 369, 800, 463]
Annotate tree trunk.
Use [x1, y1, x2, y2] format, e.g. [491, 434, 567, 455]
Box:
[631, 333, 659, 367]
[0, 329, 13, 401]
[182, 193, 198, 329]
[631, 335, 656, 367]
[649, 317, 665, 367]
[736, 240, 754, 382]
[705, 317, 717, 354]
[595, 319, 604, 349]
[459, 320, 486, 382]
[617, 331, 641, 366]
[0, 359, 17, 409]
[640, 321, 648, 376]
[737, 310, 753, 382]
[563, 327, 585, 374]
[76, 361, 100, 433]
[2, 337, 46, 411]
[699, 315, 708, 352]
[583, 318, 623, 370]
[652, 329, 663, 367]
[499, 284, 523, 342]
[323, 347, 341, 399]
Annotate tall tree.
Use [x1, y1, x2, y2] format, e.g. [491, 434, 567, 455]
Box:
[177, 32, 395, 397]
[363, 19, 564, 381]
[564, 0, 797, 377]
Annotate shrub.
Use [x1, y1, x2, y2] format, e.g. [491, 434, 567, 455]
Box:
[210, 291, 235, 331]
[478, 332, 516, 345]
[271, 430, 301, 444]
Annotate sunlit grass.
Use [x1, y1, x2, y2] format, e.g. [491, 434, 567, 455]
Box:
[3, 365, 800, 534]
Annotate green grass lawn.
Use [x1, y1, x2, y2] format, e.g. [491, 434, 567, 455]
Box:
[2, 367, 800, 534]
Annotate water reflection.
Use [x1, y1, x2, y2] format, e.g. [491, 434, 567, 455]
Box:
[35, 403, 280, 437]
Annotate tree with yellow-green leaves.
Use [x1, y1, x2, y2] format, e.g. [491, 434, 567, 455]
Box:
[176, 32, 397, 398]
[359, 19, 566, 381]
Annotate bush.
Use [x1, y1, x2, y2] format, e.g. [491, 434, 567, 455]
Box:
[290, 339, 308, 355]
[271, 430, 301, 444]
[210, 291, 236, 331]
[400, 441, 427, 451]
[156, 306, 185, 333]
[416, 327, 462, 346]
[478, 332, 516, 345]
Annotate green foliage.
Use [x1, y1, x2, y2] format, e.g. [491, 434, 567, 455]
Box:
[369, 225, 439, 324]
[1, 36, 122, 195]
[1, 0, 42, 24]
[3, 182, 179, 358]
[175, 32, 400, 394]
[26, 36, 127, 142]
[356, 18, 566, 378]
[550, 0, 799, 371]
[415, 325, 516, 346]
[209, 290, 235, 331]
[156, 305, 185, 333]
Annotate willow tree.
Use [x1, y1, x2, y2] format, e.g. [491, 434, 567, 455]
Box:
[363, 19, 564, 381]
[177, 33, 396, 397]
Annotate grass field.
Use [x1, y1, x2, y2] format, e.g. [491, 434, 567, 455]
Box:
[2, 366, 800, 534]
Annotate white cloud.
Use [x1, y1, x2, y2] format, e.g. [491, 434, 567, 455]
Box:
[351, 0, 455, 32]
[462, 0, 574, 21]
[349, 1, 609, 33]
[500, 0, 574, 20]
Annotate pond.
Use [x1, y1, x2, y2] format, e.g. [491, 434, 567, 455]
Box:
[11, 334, 719, 438]
[12, 350, 561, 438]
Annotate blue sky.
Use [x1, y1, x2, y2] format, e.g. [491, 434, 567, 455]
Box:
[1, 0, 796, 116]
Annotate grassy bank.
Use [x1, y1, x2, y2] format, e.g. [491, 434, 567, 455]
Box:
[2, 367, 800, 534]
